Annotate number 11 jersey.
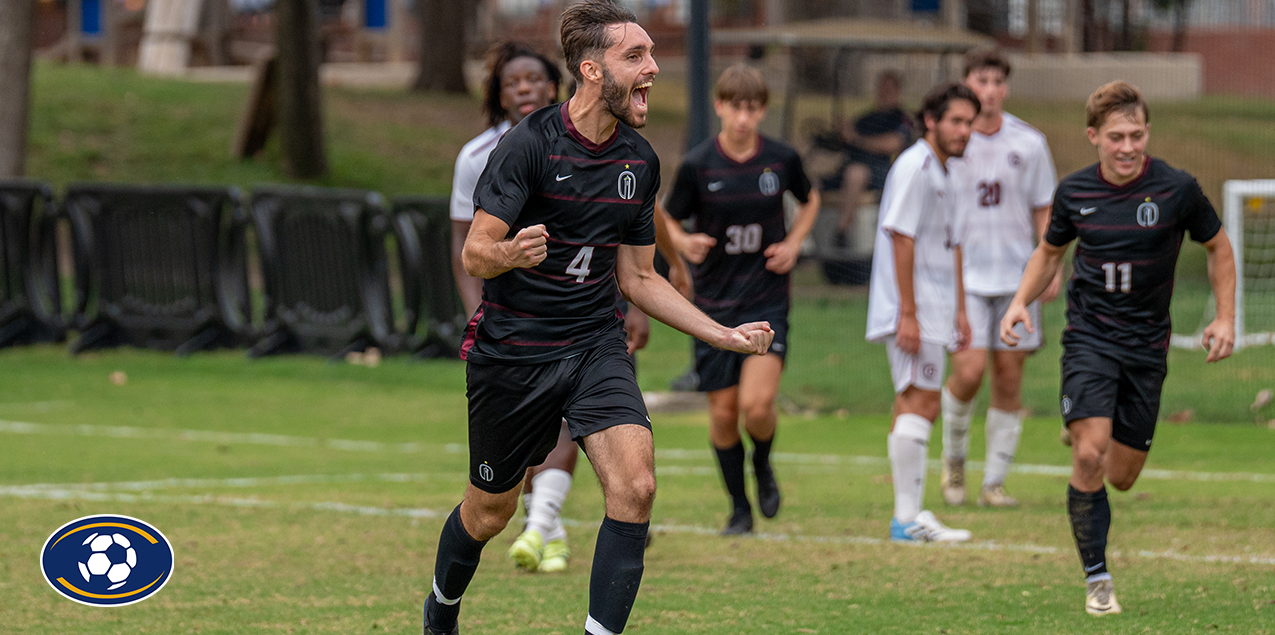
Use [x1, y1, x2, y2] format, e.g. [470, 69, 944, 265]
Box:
[464, 102, 659, 365]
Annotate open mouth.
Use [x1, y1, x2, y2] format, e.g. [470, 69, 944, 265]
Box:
[517, 101, 538, 115]
[631, 80, 653, 114]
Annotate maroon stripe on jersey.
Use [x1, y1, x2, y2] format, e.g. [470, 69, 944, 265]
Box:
[546, 236, 621, 248]
[1070, 190, 1174, 201]
[481, 301, 536, 319]
[535, 191, 644, 205]
[1074, 222, 1159, 231]
[550, 155, 647, 166]
[522, 268, 618, 285]
[702, 191, 774, 204]
[561, 102, 618, 153]
[699, 162, 783, 177]
[489, 337, 579, 347]
[459, 308, 484, 360]
[1077, 254, 1166, 267]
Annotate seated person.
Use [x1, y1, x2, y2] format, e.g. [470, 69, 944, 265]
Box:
[830, 71, 913, 243]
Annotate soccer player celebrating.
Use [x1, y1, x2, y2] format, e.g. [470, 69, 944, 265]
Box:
[422, 2, 773, 634]
[663, 64, 820, 535]
[865, 82, 977, 543]
[1000, 81, 1236, 615]
[939, 49, 1060, 508]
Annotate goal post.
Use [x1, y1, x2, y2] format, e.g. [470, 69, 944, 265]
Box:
[1171, 179, 1275, 351]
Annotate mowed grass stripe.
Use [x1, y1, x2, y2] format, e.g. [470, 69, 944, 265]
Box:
[6, 419, 1275, 484]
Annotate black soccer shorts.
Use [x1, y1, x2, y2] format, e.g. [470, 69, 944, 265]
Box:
[693, 312, 788, 393]
[1058, 331, 1168, 451]
[464, 336, 650, 493]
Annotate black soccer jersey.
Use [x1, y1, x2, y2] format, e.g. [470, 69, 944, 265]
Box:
[463, 102, 659, 365]
[1045, 156, 1222, 348]
[664, 135, 812, 319]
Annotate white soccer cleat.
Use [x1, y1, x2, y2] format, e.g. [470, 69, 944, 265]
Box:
[941, 456, 967, 506]
[1085, 578, 1122, 616]
[978, 483, 1020, 508]
[890, 510, 972, 543]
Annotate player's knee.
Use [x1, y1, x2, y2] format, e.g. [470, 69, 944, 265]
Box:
[468, 501, 517, 539]
[740, 399, 775, 425]
[619, 473, 657, 514]
[1072, 444, 1106, 477]
[1108, 475, 1137, 491]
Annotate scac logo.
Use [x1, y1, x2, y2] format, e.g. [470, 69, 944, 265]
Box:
[478, 462, 494, 482]
[1137, 199, 1159, 227]
[617, 171, 637, 200]
[40, 515, 174, 607]
[758, 170, 780, 196]
[1061, 396, 1073, 416]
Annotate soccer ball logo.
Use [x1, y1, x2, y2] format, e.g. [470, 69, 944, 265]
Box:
[78, 533, 136, 590]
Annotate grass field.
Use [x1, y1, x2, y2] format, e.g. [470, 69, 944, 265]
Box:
[3, 323, 1274, 634]
[6, 64, 1274, 632]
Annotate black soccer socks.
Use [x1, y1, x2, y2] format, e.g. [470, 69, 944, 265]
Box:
[427, 505, 489, 632]
[750, 433, 774, 474]
[586, 516, 649, 634]
[1067, 485, 1111, 580]
[714, 442, 751, 513]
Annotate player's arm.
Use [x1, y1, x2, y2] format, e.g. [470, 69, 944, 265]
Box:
[616, 243, 771, 355]
[764, 189, 821, 274]
[1201, 229, 1237, 362]
[952, 244, 971, 352]
[654, 202, 693, 299]
[891, 231, 921, 355]
[1032, 204, 1064, 303]
[999, 240, 1068, 346]
[461, 209, 548, 279]
[451, 220, 483, 315]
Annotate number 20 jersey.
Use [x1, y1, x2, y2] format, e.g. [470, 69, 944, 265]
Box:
[663, 135, 812, 319]
[1045, 156, 1221, 349]
[464, 102, 659, 365]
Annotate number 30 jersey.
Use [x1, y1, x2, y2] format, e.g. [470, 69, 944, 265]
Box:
[1046, 156, 1221, 349]
[464, 102, 659, 365]
[663, 135, 812, 319]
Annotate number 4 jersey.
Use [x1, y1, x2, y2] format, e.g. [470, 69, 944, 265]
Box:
[663, 135, 812, 320]
[465, 102, 659, 365]
[1046, 156, 1222, 349]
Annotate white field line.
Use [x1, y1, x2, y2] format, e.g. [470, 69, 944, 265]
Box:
[4, 483, 1273, 568]
[4, 419, 1275, 484]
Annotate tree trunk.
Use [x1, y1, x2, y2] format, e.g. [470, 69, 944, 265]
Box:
[1172, 0, 1190, 52]
[413, 0, 468, 93]
[0, 0, 36, 177]
[275, 0, 328, 178]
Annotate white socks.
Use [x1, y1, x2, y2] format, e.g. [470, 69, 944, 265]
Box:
[888, 413, 933, 525]
[526, 468, 572, 543]
[941, 386, 974, 461]
[983, 407, 1023, 487]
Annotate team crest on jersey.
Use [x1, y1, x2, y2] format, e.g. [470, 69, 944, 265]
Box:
[1137, 198, 1159, 227]
[617, 170, 637, 200]
[758, 169, 780, 196]
[1061, 396, 1073, 416]
[478, 462, 494, 482]
[1007, 152, 1023, 167]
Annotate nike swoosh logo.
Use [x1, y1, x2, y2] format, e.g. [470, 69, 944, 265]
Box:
[1080, 207, 1098, 215]
[556, 174, 572, 182]
[707, 181, 724, 191]
[1085, 562, 1105, 572]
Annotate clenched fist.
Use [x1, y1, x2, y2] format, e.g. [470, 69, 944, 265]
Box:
[508, 224, 549, 269]
[719, 321, 774, 355]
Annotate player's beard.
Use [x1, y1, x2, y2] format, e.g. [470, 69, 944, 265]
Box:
[601, 66, 645, 129]
[939, 127, 970, 159]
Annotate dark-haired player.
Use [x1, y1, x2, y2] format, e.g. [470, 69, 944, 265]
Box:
[1000, 80, 1235, 616]
[939, 48, 1060, 508]
[663, 64, 820, 535]
[865, 82, 977, 543]
[423, 3, 772, 634]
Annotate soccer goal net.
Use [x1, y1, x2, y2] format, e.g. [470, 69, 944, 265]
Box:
[1171, 179, 1275, 350]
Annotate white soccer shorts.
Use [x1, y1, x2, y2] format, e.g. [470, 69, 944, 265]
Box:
[966, 294, 1042, 351]
[887, 336, 947, 393]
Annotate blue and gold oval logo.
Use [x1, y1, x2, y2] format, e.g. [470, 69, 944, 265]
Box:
[40, 515, 174, 606]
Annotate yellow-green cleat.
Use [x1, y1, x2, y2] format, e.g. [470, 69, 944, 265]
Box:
[506, 529, 544, 571]
[538, 539, 569, 573]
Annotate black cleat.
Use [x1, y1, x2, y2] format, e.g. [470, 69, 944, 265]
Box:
[424, 593, 460, 635]
[755, 463, 782, 519]
[721, 508, 754, 536]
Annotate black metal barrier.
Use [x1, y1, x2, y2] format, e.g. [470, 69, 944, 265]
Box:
[63, 184, 250, 355]
[0, 180, 65, 347]
[391, 196, 469, 358]
[248, 185, 398, 358]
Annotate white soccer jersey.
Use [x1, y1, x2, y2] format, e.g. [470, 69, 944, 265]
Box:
[866, 139, 963, 345]
[449, 120, 512, 222]
[948, 113, 1056, 295]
